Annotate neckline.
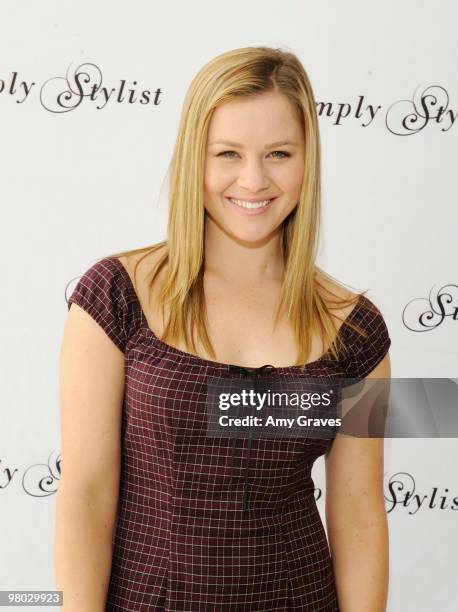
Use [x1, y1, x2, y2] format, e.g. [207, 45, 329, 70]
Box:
[108, 255, 363, 374]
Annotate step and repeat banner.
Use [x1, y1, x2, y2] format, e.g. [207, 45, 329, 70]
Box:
[1, 1, 456, 610]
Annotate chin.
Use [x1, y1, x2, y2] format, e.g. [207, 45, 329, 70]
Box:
[228, 226, 277, 245]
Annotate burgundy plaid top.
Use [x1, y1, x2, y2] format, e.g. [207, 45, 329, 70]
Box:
[66, 256, 391, 611]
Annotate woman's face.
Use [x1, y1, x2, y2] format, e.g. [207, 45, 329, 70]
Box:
[204, 90, 305, 244]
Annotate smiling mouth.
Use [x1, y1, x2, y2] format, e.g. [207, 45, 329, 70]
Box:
[227, 197, 275, 210]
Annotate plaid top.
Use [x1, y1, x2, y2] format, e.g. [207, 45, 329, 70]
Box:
[66, 256, 391, 611]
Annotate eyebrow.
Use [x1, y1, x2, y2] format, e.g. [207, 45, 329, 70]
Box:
[207, 139, 299, 148]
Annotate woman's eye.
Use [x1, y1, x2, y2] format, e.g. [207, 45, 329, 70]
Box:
[270, 150, 290, 159]
[217, 150, 290, 159]
[218, 150, 239, 158]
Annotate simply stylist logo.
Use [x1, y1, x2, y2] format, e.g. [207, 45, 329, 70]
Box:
[319, 83, 456, 133]
[1, 61, 163, 112]
[402, 283, 458, 332]
[0, 63, 455, 131]
[0, 452, 61, 497]
[384, 471, 458, 515]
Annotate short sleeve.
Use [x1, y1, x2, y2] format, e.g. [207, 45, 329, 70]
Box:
[344, 296, 392, 378]
[67, 257, 132, 353]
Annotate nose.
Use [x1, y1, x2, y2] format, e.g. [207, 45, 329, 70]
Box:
[236, 157, 270, 193]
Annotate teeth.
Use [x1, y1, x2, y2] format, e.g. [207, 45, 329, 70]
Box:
[229, 198, 272, 209]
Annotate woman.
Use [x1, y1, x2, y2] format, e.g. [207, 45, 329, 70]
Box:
[55, 46, 390, 611]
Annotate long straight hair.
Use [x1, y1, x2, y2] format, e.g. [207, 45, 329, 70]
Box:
[107, 46, 376, 369]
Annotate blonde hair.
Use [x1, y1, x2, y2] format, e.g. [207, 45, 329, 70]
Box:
[107, 46, 375, 369]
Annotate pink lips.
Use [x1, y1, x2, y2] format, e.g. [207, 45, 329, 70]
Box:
[225, 197, 277, 216]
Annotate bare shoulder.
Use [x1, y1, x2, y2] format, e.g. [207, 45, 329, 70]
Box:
[316, 271, 360, 322]
[117, 245, 168, 327]
[118, 245, 164, 271]
[118, 243, 167, 278]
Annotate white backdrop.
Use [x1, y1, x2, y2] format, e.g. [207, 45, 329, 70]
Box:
[1, 1, 457, 610]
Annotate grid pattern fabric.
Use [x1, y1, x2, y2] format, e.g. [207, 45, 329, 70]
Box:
[66, 256, 391, 611]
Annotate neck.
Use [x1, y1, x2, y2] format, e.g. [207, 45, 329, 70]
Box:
[203, 215, 285, 285]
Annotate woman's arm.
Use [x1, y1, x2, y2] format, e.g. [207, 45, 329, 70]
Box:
[325, 354, 391, 612]
[54, 302, 124, 612]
